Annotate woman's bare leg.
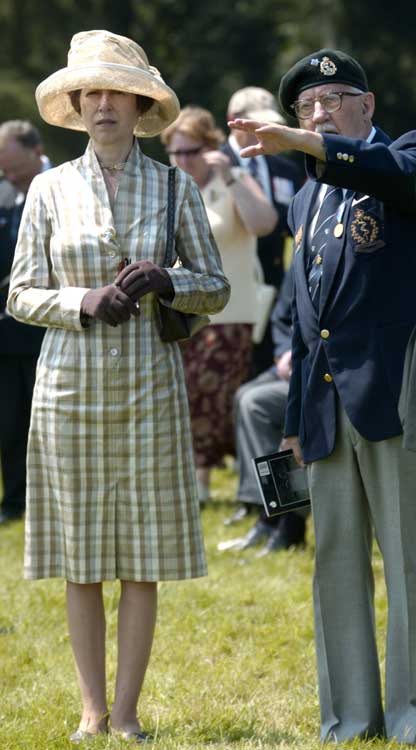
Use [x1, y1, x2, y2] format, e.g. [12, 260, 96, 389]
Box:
[110, 581, 157, 734]
[66, 581, 108, 733]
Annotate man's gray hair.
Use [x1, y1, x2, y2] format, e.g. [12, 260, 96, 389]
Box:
[0, 120, 41, 150]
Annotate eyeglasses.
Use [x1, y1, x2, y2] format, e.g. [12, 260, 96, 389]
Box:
[291, 91, 364, 120]
[167, 146, 204, 157]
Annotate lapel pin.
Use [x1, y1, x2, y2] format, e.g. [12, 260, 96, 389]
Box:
[295, 224, 303, 251]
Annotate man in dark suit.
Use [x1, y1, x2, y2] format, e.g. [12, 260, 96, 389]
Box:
[0, 121, 48, 523]
[229, 50, 416, 743]
[232, 265, 307, 554]
[223, 87, 303, 375]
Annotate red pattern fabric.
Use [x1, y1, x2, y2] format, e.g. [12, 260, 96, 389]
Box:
[181, 323, 252, 467]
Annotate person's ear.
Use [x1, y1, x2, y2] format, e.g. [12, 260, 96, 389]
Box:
[362, 92, 375, 120]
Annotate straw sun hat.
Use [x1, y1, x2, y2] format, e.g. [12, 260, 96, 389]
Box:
[35, 30, 180, 137]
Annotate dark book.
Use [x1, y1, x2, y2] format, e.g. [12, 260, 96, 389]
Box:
[252, 449, 311, 517]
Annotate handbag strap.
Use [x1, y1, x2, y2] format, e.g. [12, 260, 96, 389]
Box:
[164, 166, 177, 268]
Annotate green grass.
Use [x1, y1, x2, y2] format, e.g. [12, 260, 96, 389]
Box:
[0, 465, 404, 749]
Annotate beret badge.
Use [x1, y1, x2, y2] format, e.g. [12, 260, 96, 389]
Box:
[320, 56, 337, 76]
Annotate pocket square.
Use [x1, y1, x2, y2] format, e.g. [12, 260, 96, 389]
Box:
[351, 195, 370, 206]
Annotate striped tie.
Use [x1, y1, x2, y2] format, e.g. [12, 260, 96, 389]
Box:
[307, 186, 343, 306]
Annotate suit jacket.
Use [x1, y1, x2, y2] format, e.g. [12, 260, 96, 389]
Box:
[284, 127, 416, 463]
[270, 264, 293, 360]
[1, 199, 45, 355]
[221, 141, 303, 289]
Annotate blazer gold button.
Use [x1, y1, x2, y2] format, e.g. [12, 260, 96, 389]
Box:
[349, 155, 355, 163]
[324, 373, 333, 383]
[343, 153, 349, 161]
[337, 152, 343, 160]
[320, 329, 330, 339]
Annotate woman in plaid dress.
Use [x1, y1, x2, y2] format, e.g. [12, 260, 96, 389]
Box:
[7, 30, 229, 744]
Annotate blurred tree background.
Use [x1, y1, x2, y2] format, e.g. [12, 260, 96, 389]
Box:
[0, 0, 415, 165]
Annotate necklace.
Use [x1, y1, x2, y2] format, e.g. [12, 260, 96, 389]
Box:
[99, 161, 127, 172]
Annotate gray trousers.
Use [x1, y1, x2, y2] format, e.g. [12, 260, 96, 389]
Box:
[308, 403, 416, 743]
[234, 368, 289, 504]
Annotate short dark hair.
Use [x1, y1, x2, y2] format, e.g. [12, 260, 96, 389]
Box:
[69, 90, 154, 116]
[0, 120, 41, 149]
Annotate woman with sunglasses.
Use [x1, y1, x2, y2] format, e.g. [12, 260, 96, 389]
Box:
[162, 107, 277, 502]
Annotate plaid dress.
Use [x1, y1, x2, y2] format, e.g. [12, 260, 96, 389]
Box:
[8, 141, 230, 583]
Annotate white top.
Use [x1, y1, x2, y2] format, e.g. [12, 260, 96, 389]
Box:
[228, 134, 272, 200]
[201, 168, 257, 324]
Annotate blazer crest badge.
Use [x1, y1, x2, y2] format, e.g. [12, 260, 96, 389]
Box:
[351, 208, 379, 245]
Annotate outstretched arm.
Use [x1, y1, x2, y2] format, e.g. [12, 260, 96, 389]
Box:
[228, 118, 326, 161]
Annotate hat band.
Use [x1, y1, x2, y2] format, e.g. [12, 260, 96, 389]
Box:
[66, 61, 150, 75]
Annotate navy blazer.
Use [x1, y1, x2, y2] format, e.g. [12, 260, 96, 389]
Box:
[270, 264, 293, 360]
[221, 141, 303, 289]
[284, 127, 416, 462]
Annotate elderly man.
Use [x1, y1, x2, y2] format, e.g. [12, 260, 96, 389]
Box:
[0, 121, 49, 523]
[229, 49, 416, 743]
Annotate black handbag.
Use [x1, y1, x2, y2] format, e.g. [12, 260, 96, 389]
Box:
[156, 166, 210, 343]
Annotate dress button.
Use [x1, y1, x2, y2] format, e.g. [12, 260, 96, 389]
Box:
[320, 329, 330, 339]
[108, 250, 116, 258]
[110, 348, 119, 357]
[324, 373, 333, 383]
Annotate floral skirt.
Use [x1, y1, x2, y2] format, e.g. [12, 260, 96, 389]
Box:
[181, 323, 252, 467]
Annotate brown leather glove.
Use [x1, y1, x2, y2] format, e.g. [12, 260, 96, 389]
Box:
[81, 284, 140, 327]
[114, 260, 174, 303]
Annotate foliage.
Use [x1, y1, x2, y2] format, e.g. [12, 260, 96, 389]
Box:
[0, 464, 407, 750]
[0, 0, 414, 165]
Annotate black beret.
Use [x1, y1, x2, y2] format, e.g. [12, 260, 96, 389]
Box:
[278, 49, 369, 118]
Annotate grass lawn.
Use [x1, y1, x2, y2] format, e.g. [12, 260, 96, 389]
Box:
[0, 464, 406, 750]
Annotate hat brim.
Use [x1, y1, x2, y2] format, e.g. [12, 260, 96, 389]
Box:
[35, 62, 180, 137]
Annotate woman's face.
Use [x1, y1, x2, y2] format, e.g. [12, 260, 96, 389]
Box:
[167, 132, 210, 185]
[79, 88, 139, 147]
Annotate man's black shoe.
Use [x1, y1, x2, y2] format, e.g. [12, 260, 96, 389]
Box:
[255, 527, 305, 557]
[224, 503, 251, 526]
[235, 520, 272, 550]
